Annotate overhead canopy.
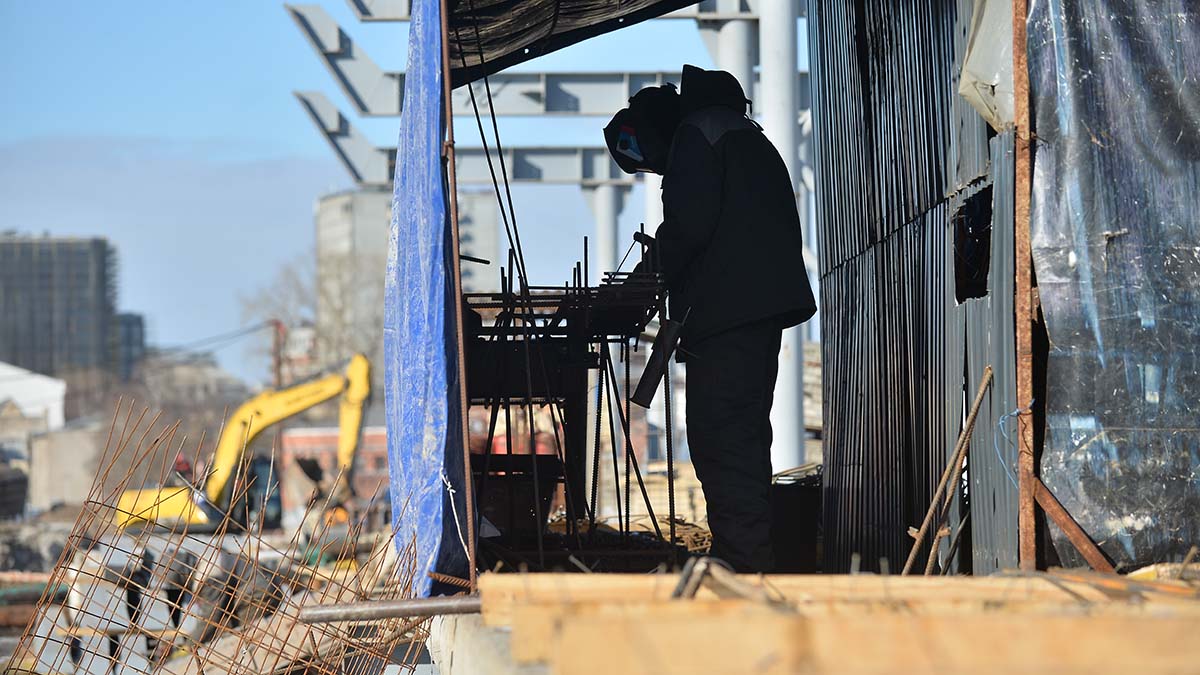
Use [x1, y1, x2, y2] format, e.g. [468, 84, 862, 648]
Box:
[446, 0, 697, 87]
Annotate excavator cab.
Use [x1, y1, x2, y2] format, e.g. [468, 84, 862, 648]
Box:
[228, 455, 283, 532]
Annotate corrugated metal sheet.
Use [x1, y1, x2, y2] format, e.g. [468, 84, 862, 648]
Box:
[963, 132, 1019, 574]
[809, 0, 1017, 573]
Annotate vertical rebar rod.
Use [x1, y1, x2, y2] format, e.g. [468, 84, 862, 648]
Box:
[1012, 0, 1038, 573]
[439, 0, 477, 590]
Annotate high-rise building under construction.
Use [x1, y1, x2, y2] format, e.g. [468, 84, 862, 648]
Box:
[0, 233, 118, 379]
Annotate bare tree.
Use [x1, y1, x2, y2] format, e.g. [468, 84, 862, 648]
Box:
[240, 248, 385, 393]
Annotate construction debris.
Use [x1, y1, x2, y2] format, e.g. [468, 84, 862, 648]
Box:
[1, 404, 425, 675]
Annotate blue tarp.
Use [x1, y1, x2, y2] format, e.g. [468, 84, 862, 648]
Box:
[384, 0, 469, 597]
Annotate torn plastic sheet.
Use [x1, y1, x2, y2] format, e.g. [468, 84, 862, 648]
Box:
[384, 0, 469, 597]
[1028, 0, 1200, 569]
[959, 0, 1014, 131]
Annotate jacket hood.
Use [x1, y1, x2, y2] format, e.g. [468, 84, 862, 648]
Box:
[680, 64, 749, 116]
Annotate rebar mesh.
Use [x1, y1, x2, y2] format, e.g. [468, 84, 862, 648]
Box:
[5, 402, 426, 675]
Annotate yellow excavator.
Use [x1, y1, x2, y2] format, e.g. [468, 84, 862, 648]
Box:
[114, 354, 371, 531]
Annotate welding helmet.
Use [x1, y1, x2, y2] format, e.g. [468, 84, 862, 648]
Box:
[604, 83, 681, 175]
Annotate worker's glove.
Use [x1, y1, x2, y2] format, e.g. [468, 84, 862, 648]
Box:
[631, 231, 659, 277]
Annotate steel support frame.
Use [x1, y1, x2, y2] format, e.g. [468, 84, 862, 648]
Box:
[1012, 0, 1112, 575]
[439, 0, 477, 590]
[344, 0, 776, 23]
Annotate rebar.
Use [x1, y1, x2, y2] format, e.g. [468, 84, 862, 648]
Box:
[299, 596, 482, 624]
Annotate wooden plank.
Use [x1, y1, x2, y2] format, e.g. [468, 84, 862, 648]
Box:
[552, 602, 803, 675]
[507, 596, 1200, 668]
[1034, 479, 1117, 574]
[549, 606, 1200, 675]
[0, 603, 38, 628]
[479, 573, 1147, 625]
[480, 573, 680, 626]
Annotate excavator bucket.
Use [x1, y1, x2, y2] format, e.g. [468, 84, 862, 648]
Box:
[295, 456, 326, 485]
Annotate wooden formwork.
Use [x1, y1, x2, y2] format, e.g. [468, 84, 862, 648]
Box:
[466, 571, 1200, 675]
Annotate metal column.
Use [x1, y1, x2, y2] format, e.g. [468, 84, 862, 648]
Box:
[759, 0, 807, 469]
[716, 0, 755, 94]
[586, 184, 626, 281]
[642, 173, 663, 230]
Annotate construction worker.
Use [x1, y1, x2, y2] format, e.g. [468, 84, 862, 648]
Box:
[166, 452, 194, 487]
[605, 65, 816, 572]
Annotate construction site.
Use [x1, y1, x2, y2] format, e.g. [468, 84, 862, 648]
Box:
[1, 0, 1198, 673]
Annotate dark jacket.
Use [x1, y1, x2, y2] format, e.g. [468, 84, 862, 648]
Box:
[654, 65, 817, 348]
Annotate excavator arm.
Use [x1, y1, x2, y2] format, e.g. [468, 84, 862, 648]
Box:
[206, 353, 371, 509]
[115, 354, 371, 529]
[329, 353, 371, 504]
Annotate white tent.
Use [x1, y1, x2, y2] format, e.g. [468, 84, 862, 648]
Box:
[0, 361, 66, 430]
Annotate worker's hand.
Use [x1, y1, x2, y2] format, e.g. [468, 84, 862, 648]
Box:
[631, 231, 659, 277]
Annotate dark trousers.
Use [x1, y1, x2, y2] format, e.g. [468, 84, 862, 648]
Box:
[684, 319, 782, 573]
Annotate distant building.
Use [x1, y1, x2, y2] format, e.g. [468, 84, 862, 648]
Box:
[116, 312, 146, 382]
[313, 188, 499, 367]
[282, 321, 319, 384]
[278, 424, 388, 530]
[456, 190, 501, 294]
[140, 349, 249, 405]
[0, 399, 44, 473]
[27, 418, 106, 512]
[0, 233, 118, 378]
[314, 189, 388, 369]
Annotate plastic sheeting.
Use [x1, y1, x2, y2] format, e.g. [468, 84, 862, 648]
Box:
[385, 0, 470, 597]
[958, 0, 1014, 131]
[1029, 0, 1200, 568]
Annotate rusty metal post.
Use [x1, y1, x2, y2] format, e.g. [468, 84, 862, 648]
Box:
[1034, 479, 1116, 573]
[1012, 0, 1037, 572]
[439, 0, 478, 590]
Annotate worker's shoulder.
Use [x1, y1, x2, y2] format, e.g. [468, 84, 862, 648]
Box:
[679, 106, 759, 147]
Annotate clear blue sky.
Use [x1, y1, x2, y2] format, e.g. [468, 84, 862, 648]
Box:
[0, 1, 804, 384]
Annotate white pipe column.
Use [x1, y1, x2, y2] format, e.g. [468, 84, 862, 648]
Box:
[760, 0, 807, 470]
[643, 173, 663, 230]
[716, 0, 755, 94]
[586, 184, 625, 282]
[585, 183, 627, 518]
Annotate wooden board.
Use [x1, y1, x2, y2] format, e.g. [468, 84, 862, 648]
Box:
[478, 572, 1200, 674]
[549, 604, 1200, 675]
[478, 573, 1159, 626]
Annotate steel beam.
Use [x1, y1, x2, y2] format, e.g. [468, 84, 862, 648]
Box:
[291, 6, 811, 118]
[455, 146, 634, 187]
[451, 71, 679, 117]
[292, 5, 683, 116]
[343, 0, 778, 23]
[296, 91, 632, 187]
[287, 4, 403, 115]
[295, 90, 393, 186]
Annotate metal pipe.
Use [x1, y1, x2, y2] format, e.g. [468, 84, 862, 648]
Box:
[760, 0, 806, 472]
[299, 596, 483, 624]
[716, 0, 755, 96]
[643, 172, 663, 231]
[439, 0, 478, 591]
[902, 366, 993, 575]
[589, 184, 621, 282]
